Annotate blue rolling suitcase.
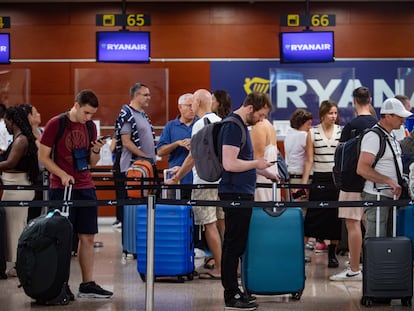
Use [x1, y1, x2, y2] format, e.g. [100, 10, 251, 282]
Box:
[242, 206, 305, 300]
[396, 205, 414, 258]
[122, 205, 138, 257]
[136, 204, 194, 282]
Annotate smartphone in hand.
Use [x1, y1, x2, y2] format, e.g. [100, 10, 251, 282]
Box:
[97, 135, 111, 142]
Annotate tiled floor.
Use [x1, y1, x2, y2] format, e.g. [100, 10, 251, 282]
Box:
[0, 217, 411, 310]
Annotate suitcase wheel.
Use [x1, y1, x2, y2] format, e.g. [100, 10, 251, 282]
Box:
[139, 273, 146, 282]
[186, 273, 194, 281]
[360, 296, 373, 307]
[401, 297, 412, 307]
[292, 291, 302, 300]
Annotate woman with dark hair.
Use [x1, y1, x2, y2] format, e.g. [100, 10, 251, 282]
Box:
[19, 103, 44, 222]
[212, 89, 232, 119]
[1, 105, 38, 277]
[301, 100, 342, 268]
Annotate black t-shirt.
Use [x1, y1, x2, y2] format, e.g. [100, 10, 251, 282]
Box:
[339, 115, 378, 142]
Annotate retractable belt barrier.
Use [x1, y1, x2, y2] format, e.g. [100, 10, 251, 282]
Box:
[0, 181, 410, 209]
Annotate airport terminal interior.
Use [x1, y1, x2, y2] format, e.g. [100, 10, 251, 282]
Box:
[0, 216, 410, 311]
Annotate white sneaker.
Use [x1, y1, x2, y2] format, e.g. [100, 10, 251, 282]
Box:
[329, 268, 362, 281]
[344, 260, 363, 270]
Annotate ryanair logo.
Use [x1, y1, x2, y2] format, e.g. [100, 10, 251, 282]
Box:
[243, 77, 269, 94]
[286, 43, 332, 51]
[102, 43, 147, 51]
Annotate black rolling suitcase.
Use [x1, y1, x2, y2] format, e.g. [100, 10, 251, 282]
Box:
[16, 186, 73, 305]
[361, 190, 413, 307]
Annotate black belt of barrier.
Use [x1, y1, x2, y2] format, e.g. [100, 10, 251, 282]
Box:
[0, 197, 411, 209]
[0, 180, 411, 208]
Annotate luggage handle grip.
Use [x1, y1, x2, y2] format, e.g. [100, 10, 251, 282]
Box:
[262, 207, 287, 217]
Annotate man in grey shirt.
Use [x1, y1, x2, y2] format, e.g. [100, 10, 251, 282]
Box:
[113, 82, 156, 226]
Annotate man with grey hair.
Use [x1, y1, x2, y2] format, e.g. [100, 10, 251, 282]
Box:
[112, 82, 156, 227]
[157, 93, 196, 198]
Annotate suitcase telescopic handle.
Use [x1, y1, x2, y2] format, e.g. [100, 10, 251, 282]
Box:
[61, 184, 73, 217]
[375, 187, 397, 237]
[263, 182, 287, 217]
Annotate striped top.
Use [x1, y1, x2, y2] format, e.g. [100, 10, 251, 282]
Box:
[310, 124, 342, 173]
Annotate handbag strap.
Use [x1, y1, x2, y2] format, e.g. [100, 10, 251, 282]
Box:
[387, 138, 404, 185]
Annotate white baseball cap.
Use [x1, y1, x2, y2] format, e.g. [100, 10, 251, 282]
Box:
[380, 98, 413, 118]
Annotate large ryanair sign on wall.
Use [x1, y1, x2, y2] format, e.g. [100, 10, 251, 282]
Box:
[211, 60, 414, 125]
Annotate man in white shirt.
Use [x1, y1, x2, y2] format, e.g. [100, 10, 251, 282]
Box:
[357, 98, 412, 238]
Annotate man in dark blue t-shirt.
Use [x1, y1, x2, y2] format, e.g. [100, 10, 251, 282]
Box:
[217, 92, 275, 311]
[330, 86, 377, 282]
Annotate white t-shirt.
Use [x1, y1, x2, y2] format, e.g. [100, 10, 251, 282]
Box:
[192, 112, 221, 185]
[284, 127, 307, 174]
[360, 130, 402, 198]
[0, 119, 12, 152]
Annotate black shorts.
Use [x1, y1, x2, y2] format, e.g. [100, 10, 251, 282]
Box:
[49, 188, 98, 235]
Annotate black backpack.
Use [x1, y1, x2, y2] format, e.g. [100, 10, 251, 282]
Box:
[333, 126, 387, 192]
[16, 211, 73, 305]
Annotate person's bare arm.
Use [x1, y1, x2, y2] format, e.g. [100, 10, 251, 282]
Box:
[121, 134, 149, 158]
[157, 138, 190, 157]
[0, 135, 28, 171]
[357, 151, 401, 196]
[173, 151, 195, 182]
[301, 132, 314, 184]
[38, 142, 74, 187]
[222, 145, 271, 173]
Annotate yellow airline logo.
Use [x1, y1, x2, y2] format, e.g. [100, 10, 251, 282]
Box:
[243, 77, 270, 94]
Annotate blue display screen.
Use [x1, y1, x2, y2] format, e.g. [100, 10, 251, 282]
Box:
[0, 33, 10, 64]
[280, 31, 334, 63]
[96, 31, 150, 63]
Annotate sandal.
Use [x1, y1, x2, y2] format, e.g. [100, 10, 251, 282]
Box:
[199, 272, 221, 280]
[204, 256, 215, 270]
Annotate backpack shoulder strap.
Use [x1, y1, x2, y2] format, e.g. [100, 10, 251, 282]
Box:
[203, 116, 211, 126]
[54, 113, 67, 147]
[369, 125, 388, 167]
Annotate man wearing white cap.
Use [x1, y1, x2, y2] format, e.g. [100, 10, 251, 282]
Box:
[357, 98, 412, 238]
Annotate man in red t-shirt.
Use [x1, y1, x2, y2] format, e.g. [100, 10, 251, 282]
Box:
[38, 89, 113, 299]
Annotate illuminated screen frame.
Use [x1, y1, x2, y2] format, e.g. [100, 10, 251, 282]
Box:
[279, 31, 334, 64]
[96, 31, 150, 63]
[0, 33, 10, 64]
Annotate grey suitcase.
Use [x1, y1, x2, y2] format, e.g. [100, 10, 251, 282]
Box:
[361, 190, 413, 307]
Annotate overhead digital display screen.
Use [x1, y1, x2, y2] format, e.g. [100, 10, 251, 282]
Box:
[280, 31, 334, 63]
[96, 31, 150, 63]
[0, 33, 10, 64]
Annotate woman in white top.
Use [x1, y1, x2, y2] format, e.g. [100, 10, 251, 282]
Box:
[284, 109, 313, 200]
[250, 117, 278, 201]
[301, 100, 342, 268]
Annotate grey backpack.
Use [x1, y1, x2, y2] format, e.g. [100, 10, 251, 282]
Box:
[191, 116, 246, 182]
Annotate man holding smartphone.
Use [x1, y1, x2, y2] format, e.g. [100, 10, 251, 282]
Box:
[38, 89, 113, 299]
